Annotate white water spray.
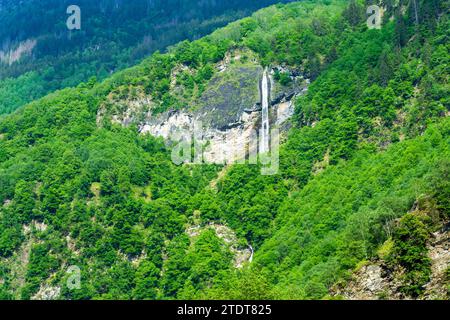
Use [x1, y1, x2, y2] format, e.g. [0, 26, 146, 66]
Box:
[260, 68, 270, 153]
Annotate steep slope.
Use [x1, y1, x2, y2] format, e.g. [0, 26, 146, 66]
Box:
[97, 47, 306, 165]
[333, 220, 450, 300]
[0, 0, 294, 115]
[0, 0, 448, 300]
[199, 119, 449, 299]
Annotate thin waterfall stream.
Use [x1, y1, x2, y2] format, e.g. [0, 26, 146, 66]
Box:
[260, 67, 270, 153]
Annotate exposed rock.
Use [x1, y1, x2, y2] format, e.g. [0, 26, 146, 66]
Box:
[32, 285, 61, 300]
[215, 47, 257, 73]
[98, 48, 308, 165]
[22, 221, 48, 234]
[66, 235, 81, 257]
[333, 225, 449, 300]
[275, 101, 295, 126]
[423, 226, 450, 299]
[186, 223, 252, 269]
[138, 66, 305, 164]
[244, 103, 262, 113]
[96, 87, 153, 127]
[0, 39, 36, 65]
[271, 92, 287, 106]
[209, 165, 231, 190]
[34, 221, 48, 232]
[6, 231, 33, 298]
[333, 262, 404, 300]
[312, 149, 331, 175]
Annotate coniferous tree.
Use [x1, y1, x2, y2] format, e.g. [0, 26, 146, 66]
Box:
[394, 9, 408, 47]
[343, 0, 365, 27]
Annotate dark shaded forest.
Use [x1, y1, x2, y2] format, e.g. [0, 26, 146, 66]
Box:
[0, 0, 294, 115]
[0, 0, 448, 300]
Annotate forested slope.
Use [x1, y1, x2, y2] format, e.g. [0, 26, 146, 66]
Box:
[0, 0, 448, 300]
[0, 0, 293, 115]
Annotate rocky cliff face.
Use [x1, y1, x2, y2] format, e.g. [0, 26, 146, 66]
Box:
[0, 39, 36, 65]
[98, 48, 309, 164]
[186, 222, 253, 269]
[333, 223, 450, 300]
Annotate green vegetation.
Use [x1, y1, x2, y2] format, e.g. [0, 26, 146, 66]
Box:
[0, 0, 293, 116]
[388, 213, 432, 297]
[203, 123, 449, 299]
[0, 0, 448, 300]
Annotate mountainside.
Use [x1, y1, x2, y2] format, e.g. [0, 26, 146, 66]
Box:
[0, 0, 449, 300]
[0, 0, 293, 115]
[333, 222, 449, 300]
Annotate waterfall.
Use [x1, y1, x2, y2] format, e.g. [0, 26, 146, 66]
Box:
[260, 68, 270, 153]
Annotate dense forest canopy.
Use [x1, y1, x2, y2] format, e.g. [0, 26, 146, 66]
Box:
[0, 0, 448, 300]
[0, 0, 294, 115]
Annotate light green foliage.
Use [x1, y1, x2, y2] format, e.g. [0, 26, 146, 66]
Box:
[0, 0, 448, 300]
[388, 213, 432, 297]
[0, 0, 291, 116]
